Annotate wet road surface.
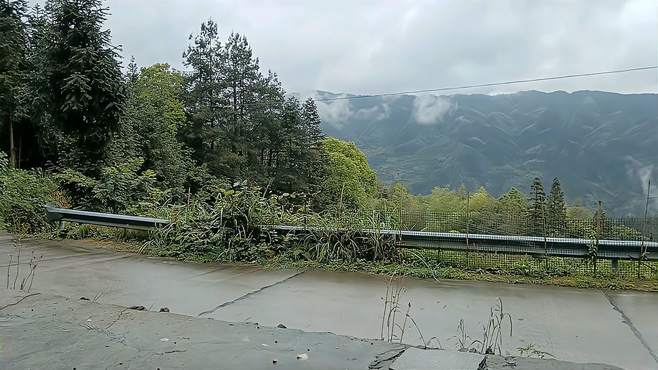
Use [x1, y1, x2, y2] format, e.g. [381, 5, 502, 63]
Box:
[1, 233, 657, 370]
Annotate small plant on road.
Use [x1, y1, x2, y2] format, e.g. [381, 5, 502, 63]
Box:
[5, 237, 43, 292]
[380, 273, 441, 349]
[456, 297, 513, 355]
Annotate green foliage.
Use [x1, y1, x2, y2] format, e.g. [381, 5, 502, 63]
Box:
[0, 0, 29, 168]
[182, 20, 326, 194]
[0, 156, 61, 232]
[321, 137, 379, 210]
[527, 177, 546, 235]
[29, 0, 125, 174]
[496, 187, 527, 234]
[93, 159, 163, 214]
[546, 178, 567, 235]
[54, 159, 163, 214]
[0, 150, 7, 173]
[148, 184, 286, 261]
[109, 63, 190, 195]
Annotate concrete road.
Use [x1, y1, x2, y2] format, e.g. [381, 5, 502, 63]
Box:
[1, 233, 657, 370]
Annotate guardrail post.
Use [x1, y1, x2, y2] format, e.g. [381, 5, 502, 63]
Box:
[611, 258, 619, 272]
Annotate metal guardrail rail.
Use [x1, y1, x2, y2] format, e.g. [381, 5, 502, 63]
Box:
[43, 206, 655, 261]
[45, 205, 169, 231]
[265, 225, 658, 261]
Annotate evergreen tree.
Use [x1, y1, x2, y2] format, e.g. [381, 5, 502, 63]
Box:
[0, 0, 29, 168]
[593, 200, 607, 239]
[182, 19, 224, 168]
[300, 98, 327, 192]
[273, 96, 303, 191]
[527, 177, 546, 235]
[546, 177, 567, 235]
[252, 70, 285, 176]
[222, 32, 260, 147]
[30, 0, 125, 175]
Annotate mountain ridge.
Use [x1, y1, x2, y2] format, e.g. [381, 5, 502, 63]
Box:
[315, 90, 658, 216]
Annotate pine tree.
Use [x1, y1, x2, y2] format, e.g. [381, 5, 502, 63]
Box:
[593, 200, 607, 240]
[31, 0, 125, 175]
[0, 0, 29, 168]
[546, 177, 567, 235]
[300, 98, 327, 192]
[182, 19, 224, 168]
[222, 32, 260, 143]
[527, 177, 546, 235]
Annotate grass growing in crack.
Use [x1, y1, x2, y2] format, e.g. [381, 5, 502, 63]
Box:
[5, 237, 43, 292]
[379, 273, 517, 355]
[456, 297, 513, 355]
[517, 343, 555, 359]
[379, 273, 442, 349]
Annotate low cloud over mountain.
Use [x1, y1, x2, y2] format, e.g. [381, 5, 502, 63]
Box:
[316, 90, 658, 216]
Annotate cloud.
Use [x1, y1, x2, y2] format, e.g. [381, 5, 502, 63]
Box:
[30, 0, 657, 95]
[626, 157, 658, 211]
[413, 95, 452, 125]
[354, 104, 390, 121]
[315, 97, 352, 128]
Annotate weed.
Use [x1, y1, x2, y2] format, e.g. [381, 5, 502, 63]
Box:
[379, 273, 441, 349]
[454, 298, 513, 355]
[5, 237, 43, 292]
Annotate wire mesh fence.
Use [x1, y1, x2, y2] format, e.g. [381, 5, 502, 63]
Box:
[271, 208, 658, 279]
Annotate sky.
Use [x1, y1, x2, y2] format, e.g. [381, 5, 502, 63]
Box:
[47, 0, 658, 95]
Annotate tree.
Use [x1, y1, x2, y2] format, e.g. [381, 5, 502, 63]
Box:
[320, 137, 378, 210]
[546, 177, 567, 235]
[109, 63, 190, 194]
[498, 187, 527, 234]
[593, 200, 607, 239]
[0, 0, 29, 168]
[299, 98, 327, 191]
[30, 0, 125, 174]
[221, 32, 261, 156]
[527, 177, 546, 235]
[182, 19, 224, 168]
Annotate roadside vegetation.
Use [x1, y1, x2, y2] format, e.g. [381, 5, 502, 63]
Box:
[1, 0, 656, 292]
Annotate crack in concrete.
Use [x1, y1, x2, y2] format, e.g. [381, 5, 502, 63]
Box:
[369, 346, 408, 369]
[0, 292, 41, 311]
[197, 270, 306, 317]
[603, 291, 658, 365]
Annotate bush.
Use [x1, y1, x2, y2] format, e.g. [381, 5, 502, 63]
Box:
[147, 183, 288, 261]
[0, 153, 63, 233]
[55, 158, 167, 215]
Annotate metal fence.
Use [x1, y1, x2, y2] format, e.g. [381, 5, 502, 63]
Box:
[278, 209, 658, 279]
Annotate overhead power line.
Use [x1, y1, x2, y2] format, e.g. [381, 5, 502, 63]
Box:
[315, 66, 658, 102]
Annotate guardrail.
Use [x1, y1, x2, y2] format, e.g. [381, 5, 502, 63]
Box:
[265, 225, 658, 262]
[45, 205, 169, 231]
[43, 207, 655, 262]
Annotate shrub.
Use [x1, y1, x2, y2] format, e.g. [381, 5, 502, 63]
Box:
[0, 155, 62, 233]
[147, 183, 287, 261]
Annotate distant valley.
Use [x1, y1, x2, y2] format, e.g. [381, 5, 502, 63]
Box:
[315, 90, 658, 216]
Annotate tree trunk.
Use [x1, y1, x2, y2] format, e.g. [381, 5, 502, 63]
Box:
[6, 112, 16, 168]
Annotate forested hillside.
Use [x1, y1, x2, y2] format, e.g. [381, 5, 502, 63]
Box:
[0, 0, 327, 198]
[317, 90, 658, 216]
[2, 0, 657, 290]
[0, 0, 653, 240]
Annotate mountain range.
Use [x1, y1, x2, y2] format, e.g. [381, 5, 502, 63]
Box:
[315, 90, 658, 216]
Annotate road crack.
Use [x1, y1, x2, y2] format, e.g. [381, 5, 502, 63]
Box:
[0, 292, 40, 311]
[603, 291, 658, 365]
[197, 270, 305, 316]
